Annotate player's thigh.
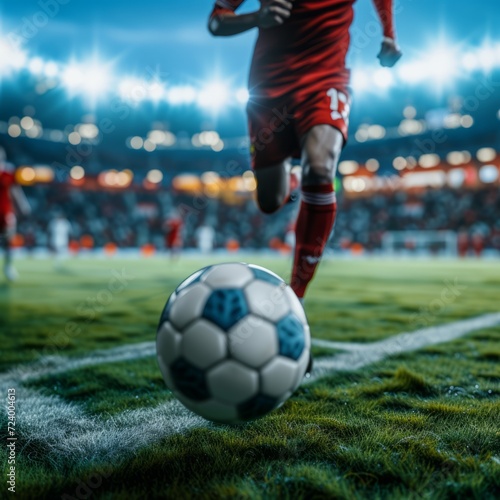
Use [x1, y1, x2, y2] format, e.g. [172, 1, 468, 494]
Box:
[300, 125, 344, 185]
[254, 161, 291, 214]
[247, 97, 299, 166]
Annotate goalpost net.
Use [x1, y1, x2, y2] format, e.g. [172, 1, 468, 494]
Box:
[381, 231, 458, 257]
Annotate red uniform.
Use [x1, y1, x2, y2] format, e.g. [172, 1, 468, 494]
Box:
[0, 169, 16, 232]
[165, 217, 183, 249]
[210, 0, 395, 168]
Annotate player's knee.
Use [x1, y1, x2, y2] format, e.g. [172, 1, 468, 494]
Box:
[302, 163, 334, 186]
[302, 145, 342, 185]
[257, 192, 284, 214]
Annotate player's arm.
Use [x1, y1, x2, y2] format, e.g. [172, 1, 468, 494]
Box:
[372, 0, 402, 67]
[208, 0, 294, 37]
[10, 185, 31, 216]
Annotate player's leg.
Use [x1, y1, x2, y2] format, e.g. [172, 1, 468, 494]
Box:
[171, 236, 182, 261]
[53, 242, 65, 270]
[248, 96, 300, 215]
[290, 125, 343, 299]
[1, 214, 18, 281]
[254, 161, 291, 214]
[0, 231, 8, 266]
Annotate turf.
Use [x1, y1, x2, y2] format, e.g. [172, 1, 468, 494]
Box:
[0, 256, 499, 499]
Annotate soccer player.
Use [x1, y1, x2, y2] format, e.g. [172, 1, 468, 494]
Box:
[208, 0, 401, 300]
[48, 212, 72, 269]
[0, 160, 31, 281]
[164, 212, 184, 259]
[196, 222, 216, 254]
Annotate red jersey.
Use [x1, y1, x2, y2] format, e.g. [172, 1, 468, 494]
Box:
[165, 217, 183, 247]
[210, 0, 395, 99]
[0, 170, 15, 215]
[166, 218, 183, 235]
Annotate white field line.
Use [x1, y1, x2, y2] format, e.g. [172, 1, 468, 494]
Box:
[312, 339, 369, 351]
[0, 341, 156, 386]
[309, 312, 500, 381]
[1, 377, 207, 466]
[1, 312, 499, 468]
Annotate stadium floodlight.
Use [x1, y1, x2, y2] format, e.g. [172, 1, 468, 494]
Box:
[351, 70, 370, 93]
[44, 61, 59, 78]
[373, 68, 394, 89]
[476, 147, 496, 163]
[397, 60, 427, 85]
[6, 34, 500, 106]
[166, 86, 197, 105]
[63, 59, 112, 99]
[461, 52, 478, 72]
[427, 47, 459, 85]
[479, 165, 499, 183]
[62, 63, 85, 92]
[148, 82, 165, 102]
[70, 165, 85, 180]
[147, 169, 163, 184]
[28, 57, 45, 75]
[476, 43, 498, 72]
[495, 42, 500, 66]
[197, 82, 229, 110]
[0, 39, 27, 73]
[119, 78, 148, 103]
[82, 62, 112, 98]
[236, 88, 250, 104]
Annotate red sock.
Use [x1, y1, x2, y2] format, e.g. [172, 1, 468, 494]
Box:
[291, 184, 337, 298]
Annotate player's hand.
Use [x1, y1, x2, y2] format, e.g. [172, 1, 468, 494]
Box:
[377, 38, 402, 67]
[258, 0, 294, 29]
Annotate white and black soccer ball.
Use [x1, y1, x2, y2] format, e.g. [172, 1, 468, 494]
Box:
[156, 262, 310, 424]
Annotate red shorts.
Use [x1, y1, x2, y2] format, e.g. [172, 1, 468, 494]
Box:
[0, 212, 16, 235]
[247, 86, 351, 170]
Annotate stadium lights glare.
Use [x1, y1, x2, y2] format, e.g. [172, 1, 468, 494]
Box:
[148, 82, 165, 102]
[0, 39, 27, 73]
[28, 57, 45, 75]
[83, 63, 111, 97]
[236, 88, 250, 104]
[43, 61, 59, 78]
[167, 86, 197, 105]
[70, 165, 85, 181]
[119, 78, 148, 102]
[147, 169, 163, 184]
[62, 63, 85, 91]
[479, 164, 499, 183]
[475, 43, 500, 72]
[425, 46, 460, 85]
[397, 60, 427, 85]
[129, 136, 144, 149]
[197, 82, 229, 110]
[62, 61, 111, 99]
[462, 52, 478, 72]
[351, 70, 370, 93]
[373, 68, 394, 89]
[338, 161, 359, 175]
[476, 147, 496, 163]
[119, 79, 165, 103]
[365, 159, 380, 172]
[5, 36, 500, 105]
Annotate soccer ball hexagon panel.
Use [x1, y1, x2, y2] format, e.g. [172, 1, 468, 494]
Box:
[156, 263, 310, 423]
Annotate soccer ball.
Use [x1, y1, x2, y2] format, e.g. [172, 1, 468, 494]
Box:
[156, 262, 310, 424]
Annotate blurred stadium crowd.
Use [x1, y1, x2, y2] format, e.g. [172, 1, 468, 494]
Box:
[14, 183, 500, 254]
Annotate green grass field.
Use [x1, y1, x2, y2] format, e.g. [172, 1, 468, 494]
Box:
[1, 256, 499, 499]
